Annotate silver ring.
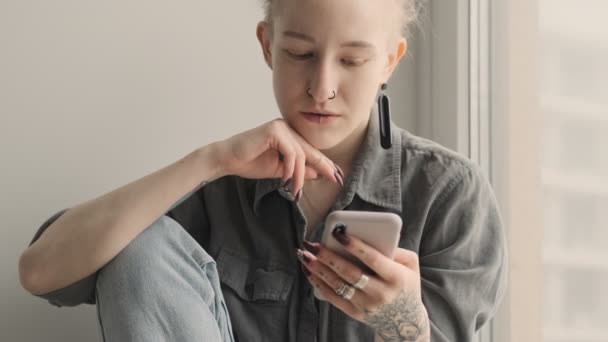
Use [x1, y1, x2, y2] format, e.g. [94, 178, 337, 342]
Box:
[335, 282, 349, 296]
[335, 282, 355, 301]
[335, 282, 348, 296]
[353, 273, 369, 290]
[328, 90, 336, 100]
[342, 285, 356, 300]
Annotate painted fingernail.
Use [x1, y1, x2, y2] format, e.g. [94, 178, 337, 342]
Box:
[282, 178, 293, 193]
[301, 264, 312, 277]
[332, 223, 350, 245]
[296, 249, 312, 264]
[335, 164, 345, 180]
[303, 240, 320, 255]
[295, 189, 302, 203]
[334, 171, 344, 188]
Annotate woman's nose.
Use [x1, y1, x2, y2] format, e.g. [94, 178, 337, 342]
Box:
[307, 62, 337, 102]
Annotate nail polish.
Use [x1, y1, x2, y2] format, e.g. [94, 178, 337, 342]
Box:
[335, 164, 345, 180]
[303, 240, 320, 255]
[282, 178, 293, 193]
[334, 171, 344, 188]
[296, 249, 312, 264]
[332, 223, 350, 245]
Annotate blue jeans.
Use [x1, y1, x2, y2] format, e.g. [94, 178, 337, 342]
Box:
[95, 216, 235, 342]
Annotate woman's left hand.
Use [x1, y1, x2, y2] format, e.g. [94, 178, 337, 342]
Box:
[298, 227, 430, 342]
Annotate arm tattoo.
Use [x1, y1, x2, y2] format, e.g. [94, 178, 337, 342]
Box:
[364, 290, 429, 342]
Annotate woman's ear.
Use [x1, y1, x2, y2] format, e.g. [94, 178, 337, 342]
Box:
[256, 21, 273, 70]
[383, 37, 407, 82]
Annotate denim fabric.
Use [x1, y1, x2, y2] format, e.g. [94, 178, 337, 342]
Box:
[29, 113, 507, 342]
[95, 215, 234, 342]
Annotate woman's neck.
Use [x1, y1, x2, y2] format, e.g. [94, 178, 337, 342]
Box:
[321, 118, 370, 178]
[300, 119, 369, 234]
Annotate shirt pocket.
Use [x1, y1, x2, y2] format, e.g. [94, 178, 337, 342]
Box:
[216, 247, 295, 341]
[216, 247, 294, 303]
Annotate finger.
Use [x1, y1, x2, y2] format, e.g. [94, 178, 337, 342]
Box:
[393, 248, 420, 273]
[308, 272, 365, 321]
[291, 143, 306, 199]
[276, 140, 296, 185]
[254, 150, 287, 178]
[304, 166, 319, 180]
[330, 225, 401, 283]
[266, 120, 297, 183]
[289, 131, 340, 185]
[304, 267, 365, 322]
[299, 249, 369, 306]
[304, 241, 380, 296]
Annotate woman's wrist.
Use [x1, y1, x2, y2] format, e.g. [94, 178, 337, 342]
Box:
[191, 142, 227, 184]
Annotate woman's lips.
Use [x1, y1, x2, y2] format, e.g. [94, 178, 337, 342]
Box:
[301, 112, 339, 124]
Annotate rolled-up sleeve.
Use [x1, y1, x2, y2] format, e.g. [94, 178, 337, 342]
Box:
[28, 209, 98, 307]
[27, 185, 205, 308]
[419, 165, 507, 341]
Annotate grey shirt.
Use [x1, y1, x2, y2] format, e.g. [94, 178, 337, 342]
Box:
[29, 116, 507, 342]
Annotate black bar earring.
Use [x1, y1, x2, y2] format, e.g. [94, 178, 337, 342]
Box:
[377, 83, 392, 149]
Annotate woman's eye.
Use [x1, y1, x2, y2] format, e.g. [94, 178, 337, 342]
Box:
[342, 58, 365, 67]
[286, 50, 313, 60]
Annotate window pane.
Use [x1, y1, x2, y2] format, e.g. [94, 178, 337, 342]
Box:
[540, 1, 608, 341]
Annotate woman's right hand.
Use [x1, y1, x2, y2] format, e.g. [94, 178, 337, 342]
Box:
[212, 118, 343, 198]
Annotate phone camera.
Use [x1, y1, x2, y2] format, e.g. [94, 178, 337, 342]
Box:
[334, 223, 347, 230]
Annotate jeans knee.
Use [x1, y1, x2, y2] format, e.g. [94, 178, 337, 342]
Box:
[97, 215, 215, 295]
[94, 216, 228, 342]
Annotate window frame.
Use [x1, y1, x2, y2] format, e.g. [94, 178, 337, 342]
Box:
[409, 1, 542, 341]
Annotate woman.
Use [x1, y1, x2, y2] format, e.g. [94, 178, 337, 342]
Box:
[19, 0, 506, 341]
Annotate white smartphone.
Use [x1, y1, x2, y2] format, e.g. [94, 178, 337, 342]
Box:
[314, 210, 402, 300]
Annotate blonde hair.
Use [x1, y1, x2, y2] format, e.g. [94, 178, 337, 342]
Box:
[261, 0, 424, 39]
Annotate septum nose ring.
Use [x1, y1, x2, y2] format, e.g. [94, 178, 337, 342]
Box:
[307, 88, 336, 100]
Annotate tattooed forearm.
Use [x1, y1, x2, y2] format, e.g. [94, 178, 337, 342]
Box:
[364, 290, 429, 342]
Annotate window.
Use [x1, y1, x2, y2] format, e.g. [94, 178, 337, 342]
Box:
[539, 1, 608, 341]
[400, 1, 607, 340]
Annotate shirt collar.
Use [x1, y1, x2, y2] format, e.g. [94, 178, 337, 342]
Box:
[253, 108, 403, 215]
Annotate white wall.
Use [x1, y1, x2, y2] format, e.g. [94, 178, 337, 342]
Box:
[0, 2, 417, 341]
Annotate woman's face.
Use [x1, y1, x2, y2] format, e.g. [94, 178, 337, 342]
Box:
[257, 0, 406, 150]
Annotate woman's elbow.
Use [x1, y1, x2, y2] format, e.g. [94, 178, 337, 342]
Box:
[18, 248, 48, 295]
